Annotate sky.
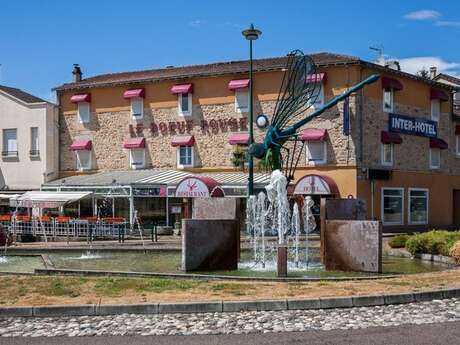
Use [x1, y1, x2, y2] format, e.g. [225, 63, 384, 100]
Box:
[0, 0, 459, 102]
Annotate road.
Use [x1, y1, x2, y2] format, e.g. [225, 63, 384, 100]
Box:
[1, 321, 459, 345]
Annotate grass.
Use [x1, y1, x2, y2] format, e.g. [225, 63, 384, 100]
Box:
[0, 269, 459, 307]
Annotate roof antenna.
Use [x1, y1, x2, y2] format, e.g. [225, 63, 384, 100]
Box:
[370, 46, 385, 66]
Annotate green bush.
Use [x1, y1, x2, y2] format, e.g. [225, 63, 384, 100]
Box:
[404, 230, 460, 256]
[388, 235, 409, 248]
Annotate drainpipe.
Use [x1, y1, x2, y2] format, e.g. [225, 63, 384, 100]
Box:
[129, 186, 134, 226]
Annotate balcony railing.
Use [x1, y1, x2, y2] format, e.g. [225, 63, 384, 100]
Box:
[29, 149, 40, 157]
[1, 151, 18, 158]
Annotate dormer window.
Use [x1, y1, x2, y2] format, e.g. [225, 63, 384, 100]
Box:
[123, 89, 145, 120]
[171, 84, 193, 116]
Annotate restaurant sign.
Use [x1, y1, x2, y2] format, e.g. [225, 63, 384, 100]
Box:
[389, 113, 437, 138]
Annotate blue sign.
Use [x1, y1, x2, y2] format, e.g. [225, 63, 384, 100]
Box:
[388, 113, 437, 138]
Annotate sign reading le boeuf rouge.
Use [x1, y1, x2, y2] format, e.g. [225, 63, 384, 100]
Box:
[389, 113, 437, 138]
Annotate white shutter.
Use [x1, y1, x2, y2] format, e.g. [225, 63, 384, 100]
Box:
[431, 99, 440, 121]
[130, 149, 145, 169]
[76, 151, 91, 170]
[131, 98, 144, 118]
[306, 141, 326, 164]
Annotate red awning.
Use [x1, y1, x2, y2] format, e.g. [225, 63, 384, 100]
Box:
[381, 77, 403, 91]
[455, 125, 460, 135]
[70, 94, 91, 103]
[430, 138, 448, 150]
[171, 135, 195, 147]
[228, 133, 249, 145]
[381, 131, 403, 144]
[70, 139, 92, 151]
[170, 84, 193, 94]
[123, 137, 145, 149]
[123, 88, 145, 99]
[175, 176, 224, 198]
[293, 174, 339, 195]
[306, 73, 326, 83]
[228, 79, 250, 90]
[300, 128, 328, 141]
[430, 88, 449, 102]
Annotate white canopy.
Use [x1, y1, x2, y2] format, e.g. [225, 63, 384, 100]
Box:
[0, 194, 22, 199]
[10, 191, 92, 209]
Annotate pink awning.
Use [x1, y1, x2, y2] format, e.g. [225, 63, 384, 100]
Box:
[228, 79, 250, 90]
[381, 77, 403, 91]
[70, 93, 91, 103]
[430, 88, 449, 102]
[300, 128, 328, 141]
[228, 133, 249, 145]
[123, 137, 145, 149]
[306, 73, 326, 83]
[293, 174, 339, 195]
[175, 176, 224, 198]
[430, 138, 448, 150]
[70, 139, 92, 151]
[123, 88, 145, 99]
[170, 83, 193, 94]
[381, 131, 402, 144]
[171, 135, 195, 147]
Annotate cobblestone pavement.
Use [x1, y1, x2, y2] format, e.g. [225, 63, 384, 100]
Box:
[0, 298, 459, 337]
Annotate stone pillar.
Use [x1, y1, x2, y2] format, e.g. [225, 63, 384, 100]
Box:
[277, 245, 287, 277]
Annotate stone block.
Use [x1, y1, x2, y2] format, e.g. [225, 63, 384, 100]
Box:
[384, 293, 415, 305]
[0, 307, 33, 317]
[222, 300, 287, 312]
[319, 297, 353, 309]
[352, 295, 385, 307]
[158, 302, 222, 314]
[182, 219, 238, 271]
[414, 290, 444, 302]
[33, 304, 96, 317]
[287, 299, 321, 310]
[324, 219, 382, 273]
[96, 303, 158, 315]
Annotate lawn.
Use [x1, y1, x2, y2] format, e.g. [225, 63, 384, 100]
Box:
[0, 268, 459, 306]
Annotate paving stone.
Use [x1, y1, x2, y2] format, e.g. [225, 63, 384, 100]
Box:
[96, 304, 158, 315]
[33, 305, 96, 317]
[287, 298, 321, 310]
[384, 293, 415, 305]
[158, 302, 222, 314]
[353, 295, 385, 307]
[319, 297, 353, 309]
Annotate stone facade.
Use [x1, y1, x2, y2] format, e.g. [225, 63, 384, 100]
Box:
[360, 96, 458, 175]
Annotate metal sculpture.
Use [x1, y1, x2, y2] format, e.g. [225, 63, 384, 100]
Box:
[249, 50, 379, 180]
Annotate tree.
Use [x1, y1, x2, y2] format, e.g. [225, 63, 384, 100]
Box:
[417, 68, 430, 79]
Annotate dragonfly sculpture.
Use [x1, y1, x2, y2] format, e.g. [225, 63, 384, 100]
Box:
[249, 50, 380, 181]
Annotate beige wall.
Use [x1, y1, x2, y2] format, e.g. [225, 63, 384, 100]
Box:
[0, 92, 59, 190]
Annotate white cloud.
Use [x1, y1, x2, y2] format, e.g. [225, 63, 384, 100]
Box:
[435, 20, 460, 27]
[188, 20, 205, 28]
[398, 56, 460, 76]
[404, 10, 440, 21]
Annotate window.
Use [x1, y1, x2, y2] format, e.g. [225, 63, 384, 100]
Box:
[30, 127, 39, 156]
[76, 151, 91, 171]
[383, 89, 393, 112]
[177, 146, 193, 167]
[129, 149, 145, 169]
[409, 188, 428, 225]
[381, 143, 393, 166]
[131, 98, 144, 119]
[431, 99, 440, 122]
[77, 102, 90, 123]
[305, 141, 326, 165]
[310, 82, 324, 109]
[429, 148, 440, 169]
[235, 89, 249, 113]
[178, 93, 192, 116]
[381, 188, 404, 225]
[2, 129, 18, 157]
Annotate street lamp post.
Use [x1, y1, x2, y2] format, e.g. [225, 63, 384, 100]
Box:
[242, 24, 262, 196]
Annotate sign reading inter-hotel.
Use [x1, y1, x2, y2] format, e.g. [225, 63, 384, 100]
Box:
[389, 113, 437, 138]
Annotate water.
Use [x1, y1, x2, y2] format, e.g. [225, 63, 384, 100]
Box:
[247, 170, 316, 271]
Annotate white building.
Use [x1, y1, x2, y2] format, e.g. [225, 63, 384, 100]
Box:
[0, 85, 59, 192]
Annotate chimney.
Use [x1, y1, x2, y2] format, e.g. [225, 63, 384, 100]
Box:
[72, 64, 82, 82]
[430, 66, 437, 79]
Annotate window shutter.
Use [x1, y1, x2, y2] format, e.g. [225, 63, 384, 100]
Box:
[131, 98, 143, 118]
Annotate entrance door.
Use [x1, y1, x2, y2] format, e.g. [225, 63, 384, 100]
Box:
[453, 190, 460, 227]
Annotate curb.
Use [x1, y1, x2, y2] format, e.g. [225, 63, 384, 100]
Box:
[0, 288, 458, 318]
